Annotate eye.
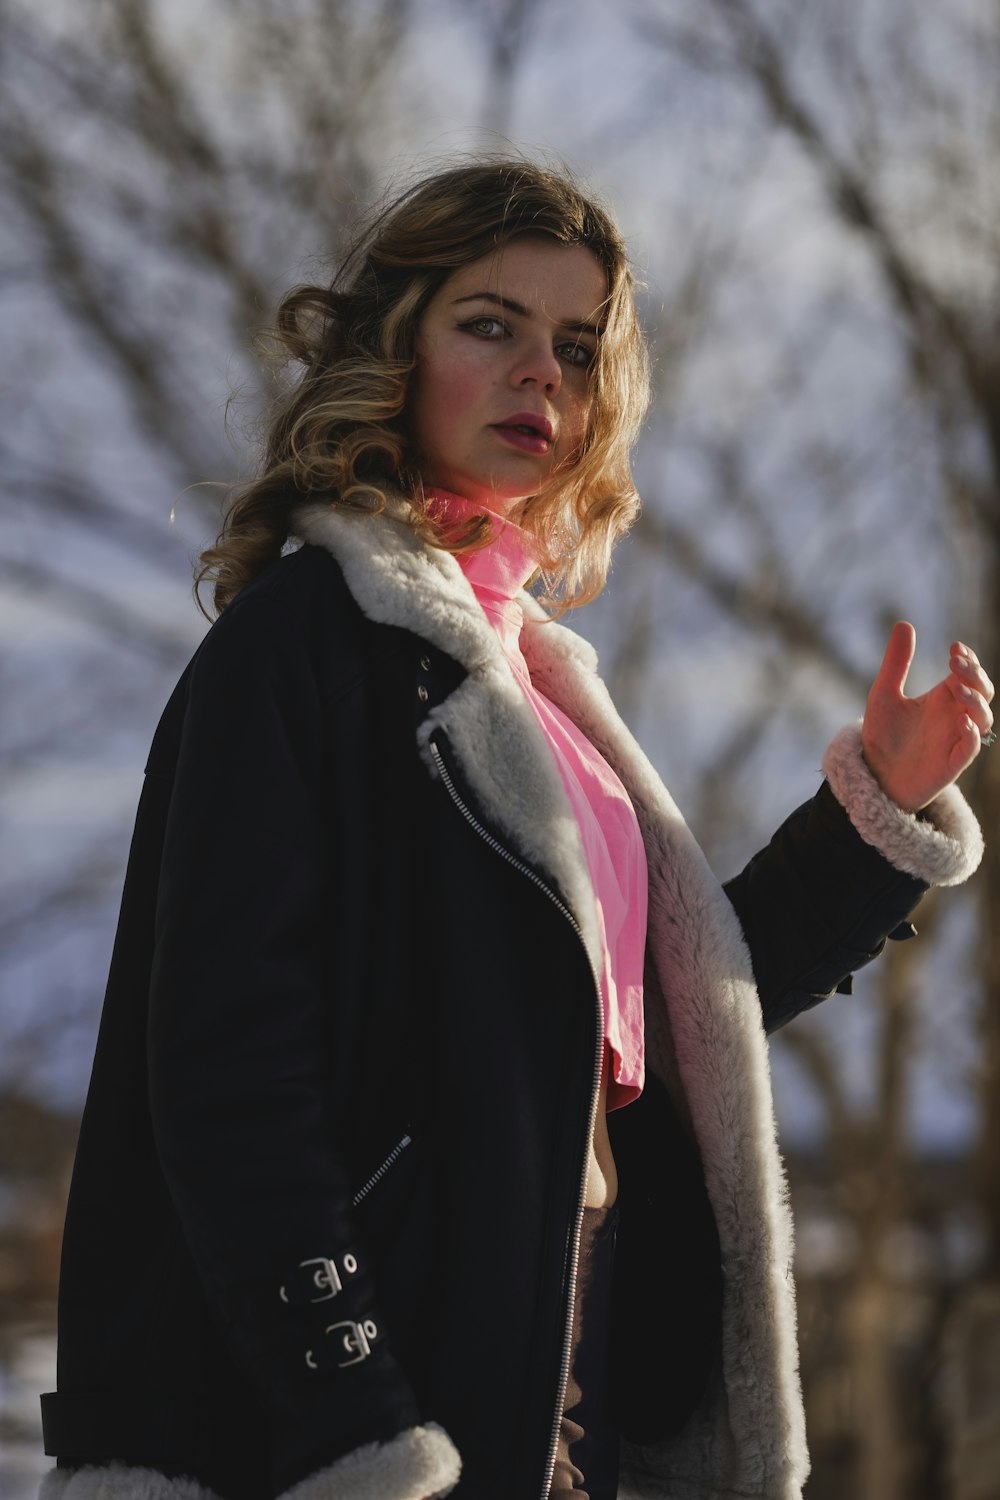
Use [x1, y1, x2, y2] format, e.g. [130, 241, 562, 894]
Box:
[461, 316, 507, 339]
[559, 340, 595, 370]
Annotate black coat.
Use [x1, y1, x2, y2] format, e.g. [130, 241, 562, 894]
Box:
[40, 498, 983, 1500]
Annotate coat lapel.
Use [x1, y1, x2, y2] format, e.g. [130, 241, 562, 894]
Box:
[291, 496, 607, 976]
[292, 495, 810, 1499]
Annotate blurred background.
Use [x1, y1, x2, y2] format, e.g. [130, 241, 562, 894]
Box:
[1, 0, 997, 1495]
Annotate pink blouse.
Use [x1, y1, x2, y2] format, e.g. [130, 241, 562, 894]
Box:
[428, 491, 647, 1111]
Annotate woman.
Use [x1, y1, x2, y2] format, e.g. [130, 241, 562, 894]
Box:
[39, 160, 991, 1500]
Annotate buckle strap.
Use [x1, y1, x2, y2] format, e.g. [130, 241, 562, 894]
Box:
[279, 1251, 362, 1307]
[305, 1316, 383, 1372]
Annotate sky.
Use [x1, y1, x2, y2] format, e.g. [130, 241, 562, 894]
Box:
[2, 0, 994, 1151]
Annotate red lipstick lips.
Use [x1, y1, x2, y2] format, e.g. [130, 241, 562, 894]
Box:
[492, 411, 554, 455]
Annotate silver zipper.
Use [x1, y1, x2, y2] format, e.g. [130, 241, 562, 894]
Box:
[429, 737, 604, 1500]
[351, 1132, 413, 1206]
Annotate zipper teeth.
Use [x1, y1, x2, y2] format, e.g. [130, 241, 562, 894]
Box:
[351, 1132, 412, 1206]
[431, 740, 582, 931]
[429, 739, 604, 1500]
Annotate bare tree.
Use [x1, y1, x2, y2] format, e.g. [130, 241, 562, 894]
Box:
[0, 3, 435, 1485]
[3, 2, 996, 1494]
[622, 3, 998, 1494]
[0, 0, 419, 1097]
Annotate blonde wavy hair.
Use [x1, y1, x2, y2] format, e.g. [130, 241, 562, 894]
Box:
[196, 158, 651, 618]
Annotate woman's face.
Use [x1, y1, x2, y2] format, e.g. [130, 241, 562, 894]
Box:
[409, 236, 607, 509]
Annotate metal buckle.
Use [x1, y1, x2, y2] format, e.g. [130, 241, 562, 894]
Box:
[280, 1255, 341, 1305]
[305, 1317, 378, 1370]
[302, 1256, 343, 1302]
[279, 1251, 361, 1305]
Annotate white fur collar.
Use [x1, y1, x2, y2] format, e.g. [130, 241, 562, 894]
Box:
[292, 495, 606, 976]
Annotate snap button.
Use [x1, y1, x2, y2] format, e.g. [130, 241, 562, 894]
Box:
[419, 654, 432, 671]
[417, 685, 429, 703]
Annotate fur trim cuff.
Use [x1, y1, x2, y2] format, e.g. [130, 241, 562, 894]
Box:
[281, 1423, 461, 1500]
[36, 1425, 461, 1500]
[823, 721, 985, 886]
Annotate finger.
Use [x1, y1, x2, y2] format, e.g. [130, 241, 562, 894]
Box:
[945, 676, 994, 734]
[948, 715, 983, 777]
[873, 621, 917, 700]
[951, 652, 995, 704]
[954, 640, 992, 682]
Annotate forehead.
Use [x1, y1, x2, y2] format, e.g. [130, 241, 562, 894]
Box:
[441, 237, 608, 321]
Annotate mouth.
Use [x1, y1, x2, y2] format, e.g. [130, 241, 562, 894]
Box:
[491, 412, 554, 455]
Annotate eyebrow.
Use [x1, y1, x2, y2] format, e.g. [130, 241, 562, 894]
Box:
[450, 290, 603, 339]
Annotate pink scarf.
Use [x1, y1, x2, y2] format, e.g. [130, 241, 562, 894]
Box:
[427, 490, 646, 1110]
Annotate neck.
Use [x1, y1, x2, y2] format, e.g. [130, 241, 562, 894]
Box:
[424, 487, 540, 653]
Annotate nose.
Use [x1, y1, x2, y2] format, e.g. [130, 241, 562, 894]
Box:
[510, 336, 561, 395]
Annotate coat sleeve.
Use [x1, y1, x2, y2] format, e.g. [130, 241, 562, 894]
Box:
[724, 721, 985, 1034]
[146, 589, 461, 1500]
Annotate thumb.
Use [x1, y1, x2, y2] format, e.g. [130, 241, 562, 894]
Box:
[871, 621, 916, 701]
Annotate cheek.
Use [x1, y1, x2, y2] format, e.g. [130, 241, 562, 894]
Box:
[435, 365, 489, 427]
[413, 347, 490, 451]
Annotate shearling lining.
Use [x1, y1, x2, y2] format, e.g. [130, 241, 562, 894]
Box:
[281, 1422, 461, 1500]
[519, 589, 807, 1497]
[823, 721, 984, 886]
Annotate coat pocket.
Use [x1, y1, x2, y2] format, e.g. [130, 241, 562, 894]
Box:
[351, 1127, 414, 1208]
[349, 1123, 434, 1360]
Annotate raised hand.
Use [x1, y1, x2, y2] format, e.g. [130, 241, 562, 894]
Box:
[860, 622, 994, 813]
